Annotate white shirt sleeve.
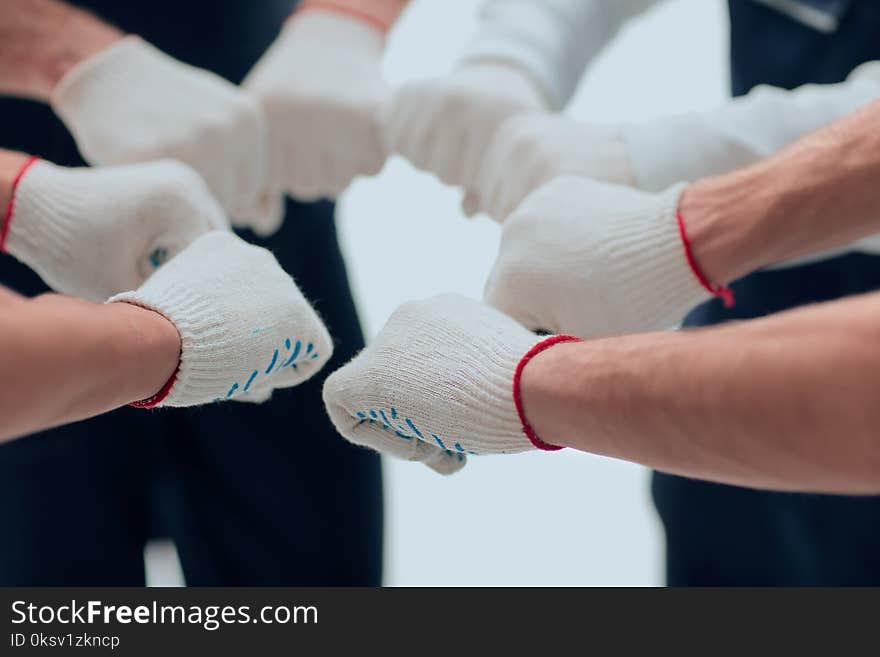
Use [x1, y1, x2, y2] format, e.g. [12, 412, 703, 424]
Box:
[622, 61, 880, 192]
[463, 0, 662, 109]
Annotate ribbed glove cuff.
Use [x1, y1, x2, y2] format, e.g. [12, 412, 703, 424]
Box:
[109, 283, 235, 408]
[513, 335, 582, 451]
[597, 183, 710, 331]
[4, 160, 88, 282]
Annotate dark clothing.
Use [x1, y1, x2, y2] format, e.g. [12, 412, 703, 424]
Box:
[0, 0, 382, 585]
[653, 0, 880, 585]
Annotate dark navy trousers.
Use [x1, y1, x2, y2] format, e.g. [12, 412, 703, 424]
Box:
[0, 0, 383, 585]
[653, 0, 880, 585]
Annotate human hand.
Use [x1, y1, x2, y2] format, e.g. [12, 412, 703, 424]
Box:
[2, 157, 227, 301]
[474, 114, 634, 221]
[110, 231, 334, 407]
[244, 9, 390, 202]
[51, 37, 280, 235]
[323, 294, 577, 474]
[484, 177, 711, 338]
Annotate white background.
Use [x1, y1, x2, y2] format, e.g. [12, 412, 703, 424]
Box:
[148, 0, 730, 587]
[344, 0, 729, 586]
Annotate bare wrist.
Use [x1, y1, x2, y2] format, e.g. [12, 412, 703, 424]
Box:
[0, 0, 123, 101]
[45, 10, 124, 97]
[518, 340, 586, 450]
[678, 173, 774, 286]
[0, 151, 32, 211]
[106, 302, 181, 405]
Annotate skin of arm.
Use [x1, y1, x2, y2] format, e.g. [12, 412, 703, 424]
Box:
[0, 150, 180, 443]
[519, 101, 880, 494]
[0, 290, 180, 443]
[0, 0, 122, 102]
[683, 99, 880, 286]
[0, 0, 406, 104]
[521, 291, 880, 494]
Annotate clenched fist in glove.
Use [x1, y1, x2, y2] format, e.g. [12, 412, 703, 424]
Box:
[475, 114, 634, 221]
[1, 156, 227, 301]
[111, 231, 333, 408]
[51, 37, 280, 235]
[384, 61, 548, 202]
[323, 294, 579, 475]
[244, 8, 390, 202]
[484, 177, 717, 339]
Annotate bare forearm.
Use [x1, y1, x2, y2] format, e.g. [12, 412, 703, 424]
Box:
[521, 291, 880, 493]
[0, 149, 30, 211]
[684, 100, 880, 285]
[0, 292, 179, 442]
[0, 0, 121, 101]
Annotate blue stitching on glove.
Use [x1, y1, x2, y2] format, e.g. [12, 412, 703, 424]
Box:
[218, 335, 319, 403]
[352, 406, 473, 457]
[243, 370, 259, 392]
[281, 340, 302, 367]
[148, 247, 168, 269]
[265, 349, 279, 373]
[405, 418, 423, 438]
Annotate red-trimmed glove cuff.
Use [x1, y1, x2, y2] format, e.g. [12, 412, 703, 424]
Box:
[292, 1, 393, 33]
[130, 366, 178, 409]
[0, 155, 40, 254]
[513, 335, 583, 452]
[676, 211, 735, 309]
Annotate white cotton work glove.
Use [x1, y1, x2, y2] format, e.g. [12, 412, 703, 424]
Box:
[485, 177, 712, 339]
[110, 231, 333, 408]
[384, 61, 548, 203]
[51, 36, 280, 236]
[323, 294, 579, 475]
[244, 10, 389, 201]
[2, 158, 228, 302]
[475, 114, 635, 221]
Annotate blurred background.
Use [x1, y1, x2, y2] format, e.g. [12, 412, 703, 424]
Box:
[149, 0, 730, 586]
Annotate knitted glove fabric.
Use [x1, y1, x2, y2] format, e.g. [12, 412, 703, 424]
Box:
[2, 158, 227, 302]
[384, 62, 548, 202]
[51, 36, 280, 235]
[110, 231, 333, 407]
[323, 294, 577, 475]
[476, 113, 634, 221]
[244, 10, 389, 202]
[485, 177, 709, 338]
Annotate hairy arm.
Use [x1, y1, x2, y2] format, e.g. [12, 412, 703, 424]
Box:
[684, 99, 880, 286]
[0, 0, 122, 101]
[522, 291, 880, 493]
[0, 149, 179, 442]
[0, 290, 180, 443]
[521, 102, 880, 494]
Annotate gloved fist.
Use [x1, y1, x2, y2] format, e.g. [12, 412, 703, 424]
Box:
[323, 294, 576, 475]
[244, 10, 389, 202]
[485, 177, 709, 338]
[110, 231, 333, 407]
[384, 61, 548, 198]
[51, 37, 280, 235]
[475, 114, 634, 221]
[2, 158, 227, 302]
